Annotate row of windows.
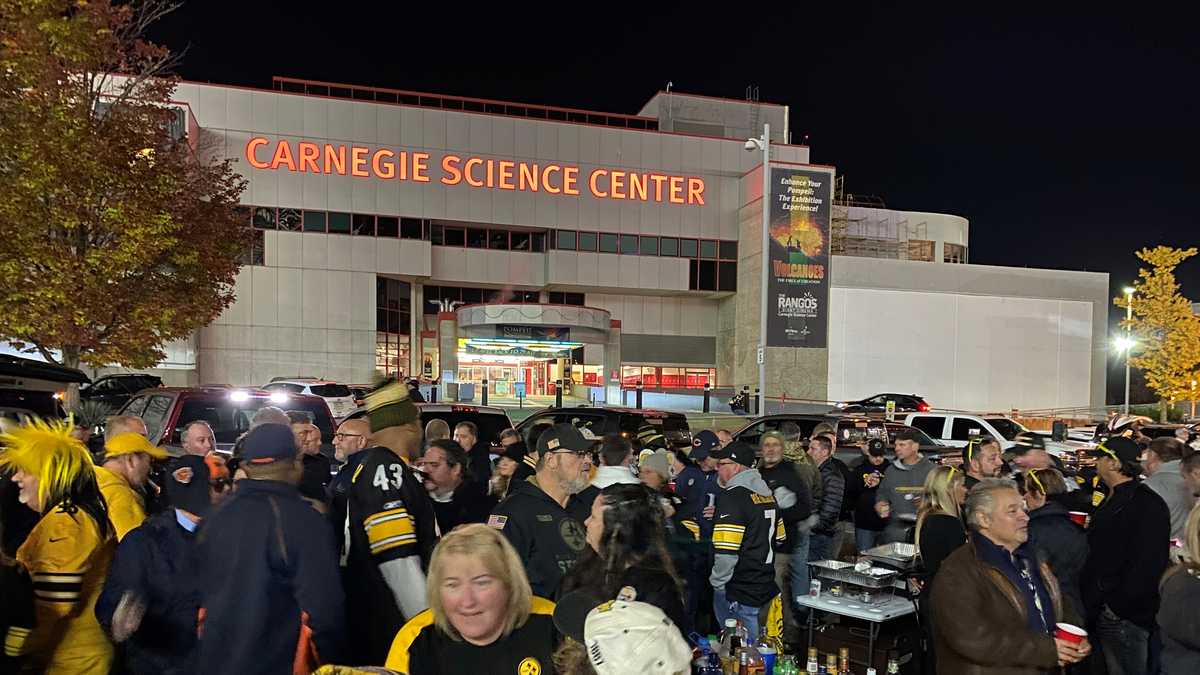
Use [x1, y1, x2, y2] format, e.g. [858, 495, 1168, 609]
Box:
[552, 230, 737, 260]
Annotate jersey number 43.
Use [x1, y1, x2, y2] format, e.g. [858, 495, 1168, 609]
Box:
[373, 464, 404, 491]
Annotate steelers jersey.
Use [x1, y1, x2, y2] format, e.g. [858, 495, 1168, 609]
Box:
[712, 485, 785, 607]
[344, 446, 440, 664]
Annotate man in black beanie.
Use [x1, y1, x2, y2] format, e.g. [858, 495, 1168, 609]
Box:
[342, 379, 440, 665]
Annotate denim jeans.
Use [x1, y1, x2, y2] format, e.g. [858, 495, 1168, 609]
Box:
[1094, 605, 1150, 675]
[808, 531, 835, 562]
[713, 587, 769, 639]
[855, 528, 883, 553]
[774, 531, 811, 641]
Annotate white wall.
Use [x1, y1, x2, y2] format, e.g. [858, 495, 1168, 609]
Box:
[827, 287, 1094, 411]
[587, 294, 718, 337]
[547, 251, 689, 291]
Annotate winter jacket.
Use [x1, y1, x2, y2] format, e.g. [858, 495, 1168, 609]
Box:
[673, 464, 719, 540]
[1026, 497, 1088, 620]
[1144, 460, 1192, 541]
[16, 504, 115, 675]
[846, 456, 889, 532]
[95, 466, 147, 542]
[930, 537, 1073, 675]
[1081, 480, 1170, 629]
[430, 480, 498, 535]
[813, 457, 847, 534]
[710, 468, 784, 607]
[95, 511, 202, 674]
[758, 460, 813, 550]
[1158, 565, 1200, 675]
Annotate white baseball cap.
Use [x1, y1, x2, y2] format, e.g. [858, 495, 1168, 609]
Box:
[553, 590, 693, 675]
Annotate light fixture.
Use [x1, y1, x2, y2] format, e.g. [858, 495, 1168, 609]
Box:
[1123, 286, 1135, 296]
[229, 390, 250, 402]
[1113, 336, 1136, 353]
[269, 391, 289, 403]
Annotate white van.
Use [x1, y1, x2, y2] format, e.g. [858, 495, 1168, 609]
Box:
[901, 411, 1092, 461]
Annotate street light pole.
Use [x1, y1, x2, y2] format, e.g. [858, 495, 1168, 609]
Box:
[758, 124, 770, 416]
[1191, 379, 1196, 419]
[1124, 286, 1134, 415]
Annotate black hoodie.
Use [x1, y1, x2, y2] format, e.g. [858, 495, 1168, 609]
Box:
[489, 477, 587, 599]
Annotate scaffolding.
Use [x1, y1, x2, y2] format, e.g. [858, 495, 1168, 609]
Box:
[831, 176, 929, 261]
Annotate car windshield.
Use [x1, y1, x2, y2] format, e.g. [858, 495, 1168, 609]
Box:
[310, 384, 352, 398]
[984, 417, 1027, 441]
[175, 397, 334, 445]
[885, 424, 942, 447]
[422, 410, 512, 446]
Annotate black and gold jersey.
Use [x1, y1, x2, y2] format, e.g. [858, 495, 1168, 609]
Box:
[385, 597, 556, 675]
[713, 483, 785, 607]
[344, 446, 440, 664]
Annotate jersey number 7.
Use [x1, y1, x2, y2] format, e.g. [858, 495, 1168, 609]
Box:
[764, 508, 776, 564]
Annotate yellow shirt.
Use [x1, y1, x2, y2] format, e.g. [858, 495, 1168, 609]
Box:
[94, 466, 146, 541]
[17, 505, 115, 674]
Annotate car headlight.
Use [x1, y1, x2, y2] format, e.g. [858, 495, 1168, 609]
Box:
[269, 392, 288, 404]
[230, 390, 250, 402]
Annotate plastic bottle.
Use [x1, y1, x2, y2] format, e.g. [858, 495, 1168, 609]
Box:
[724, 634, 743, 675]
[694, 637, 723, 675]
[718, 619, 740, 663]
[806, 647, 820, 674]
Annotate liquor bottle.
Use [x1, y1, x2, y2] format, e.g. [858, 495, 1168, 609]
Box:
[806, 647, 819, 674]
[826, 654, 838, 674]
[737, 641, 766, 675]
[838, 647, 851, 674]
[718, 619, 740, 665]
[724, 634, 743, 675]
[754, 625, 780, 675]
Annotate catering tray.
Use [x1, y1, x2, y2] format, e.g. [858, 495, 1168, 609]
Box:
[810, 560, 899, 589]
[862, 542, 918, 570]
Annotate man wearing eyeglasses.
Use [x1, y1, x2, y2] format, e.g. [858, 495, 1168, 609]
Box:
[329, 418, 371, 568]
[1081, 436, 1170, 675]
[487, 423, 593, 599]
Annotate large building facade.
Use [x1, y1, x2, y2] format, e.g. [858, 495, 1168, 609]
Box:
[150, 78, 1106, 412]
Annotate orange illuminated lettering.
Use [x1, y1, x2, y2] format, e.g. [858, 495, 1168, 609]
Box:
[297, 142, 320, 173]
[543, 165, 562, 194]
[398, 151, 407, 181]
[371, 149, 396, 179]
[245, 137, 270, 169]
[485, 159, 495, 188]
[563, 166, 579, 195]
[610, 170, 626, 199]
[519, 163, 539, 191]
[350, 147, 369, 177]
[441, 155, 463, 185]
[413, 152, 430, 182]
[649, 174, 667, 202]
[629, 173, 648, 201]
[498, 160, 515, 190]
[589, 169, 608, 198]
[324, 144, 346, 175]
[270, 141, 297, 171]
[669, 176, 684, 204]
[687, 177, 706, 205]
[464, 158, 485, 187]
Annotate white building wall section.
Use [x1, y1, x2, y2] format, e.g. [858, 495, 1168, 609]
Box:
[827, 287, 1094, 412]
[587, 294, 718, 337]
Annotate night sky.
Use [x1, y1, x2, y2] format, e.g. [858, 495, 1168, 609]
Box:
[150, 2, 1199, 402]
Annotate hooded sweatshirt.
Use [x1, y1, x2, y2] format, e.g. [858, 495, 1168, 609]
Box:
[1144, 460, 1191, 541]
[709, 468, 782, 607]
[876, 455, 935, 540]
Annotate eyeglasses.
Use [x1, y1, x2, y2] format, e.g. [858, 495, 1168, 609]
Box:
[334, 432, 364, 440]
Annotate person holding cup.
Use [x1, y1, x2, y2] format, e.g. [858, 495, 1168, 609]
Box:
[930, 478, 1091, 673]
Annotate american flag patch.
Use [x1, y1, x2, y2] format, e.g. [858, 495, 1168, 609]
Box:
[487, 514, 508, 530]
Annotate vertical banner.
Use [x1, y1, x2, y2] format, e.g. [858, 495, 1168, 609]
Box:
[766, 167, 833, 347]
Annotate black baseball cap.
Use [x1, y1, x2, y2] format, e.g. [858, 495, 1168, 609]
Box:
[1089, 436, 1140, 463]
[709, 440, 756, 468]
[536, 423, 595, 456]
[240, 423, 299, 464]
[1003, 432, 1046, 460]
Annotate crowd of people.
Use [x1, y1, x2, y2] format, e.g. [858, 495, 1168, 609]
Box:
[2, 389, 1200, 675]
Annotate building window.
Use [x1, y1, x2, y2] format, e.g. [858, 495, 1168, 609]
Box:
[531, 232, 546, 252]
[400, 217, 423, 240]
[352, 214, 375, 236]
[620, 366, 715, 389]
[619, 234, 638, 255]
[549, 292, 586, 306]
[252, 207, 276, 230]
[660, 237, 679, 256]
[377, 216, 400, 238]
[719, 240, 738, 260]
[718, 261, 737, 291]
[679, 238, 698, 258]
[577, 231, 598, 252]
[556, 230, 577, 250]
[240, 228, 265, 266]
[444, 227, 466, 246]
[907, 240, 934, 262]
[944, 243, 967, 264]
[511, 231, 530, 251]
[278, 208, 301, 231]
[467, 228, 487, 248]
[303, 211, 327, 232]
[599, 233, 619, 253]
[489, 230, 509, 250]
[639, 236, 659, 256]
[700, 240, 719, 259]
[328, 212, 351, 234]
[429, 224, 444, 245]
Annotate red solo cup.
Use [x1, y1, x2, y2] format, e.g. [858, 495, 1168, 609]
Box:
[1068, 511, 1088, 527]
[1055, 623, 1087, 644]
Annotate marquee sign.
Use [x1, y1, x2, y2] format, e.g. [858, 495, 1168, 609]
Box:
[244, 137, 706, 206]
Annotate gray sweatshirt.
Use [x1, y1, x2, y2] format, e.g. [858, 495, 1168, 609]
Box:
[1144, 460, 1191, 541]
[876, 456, 935, 539]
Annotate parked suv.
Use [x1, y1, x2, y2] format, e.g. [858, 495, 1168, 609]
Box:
[732, 413, 947, 465]
[515, 406, 692, 450]
[0, 354, 87, 422]
[118, 386, 336, 455]
[80, 373, 163, 412]
[262, 379, 359, 421]
[346, 402, 514, 449]
[901, 411, 1091, 470]
[835, 393, 930, 414]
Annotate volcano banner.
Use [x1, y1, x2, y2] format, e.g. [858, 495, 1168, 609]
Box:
[765, 166, 834, 348]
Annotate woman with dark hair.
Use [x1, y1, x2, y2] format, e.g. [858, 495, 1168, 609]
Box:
[559, 483, 688, 633]
[1, 418, 115, 674]
[1023, 468, 1088, 621]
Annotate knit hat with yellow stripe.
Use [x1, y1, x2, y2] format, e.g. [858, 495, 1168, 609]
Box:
[365, 379, 420, 432]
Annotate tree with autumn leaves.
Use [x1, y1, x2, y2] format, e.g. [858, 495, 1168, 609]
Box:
[0, 0, 248, 385]
[1117, 246, 1200, 422]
